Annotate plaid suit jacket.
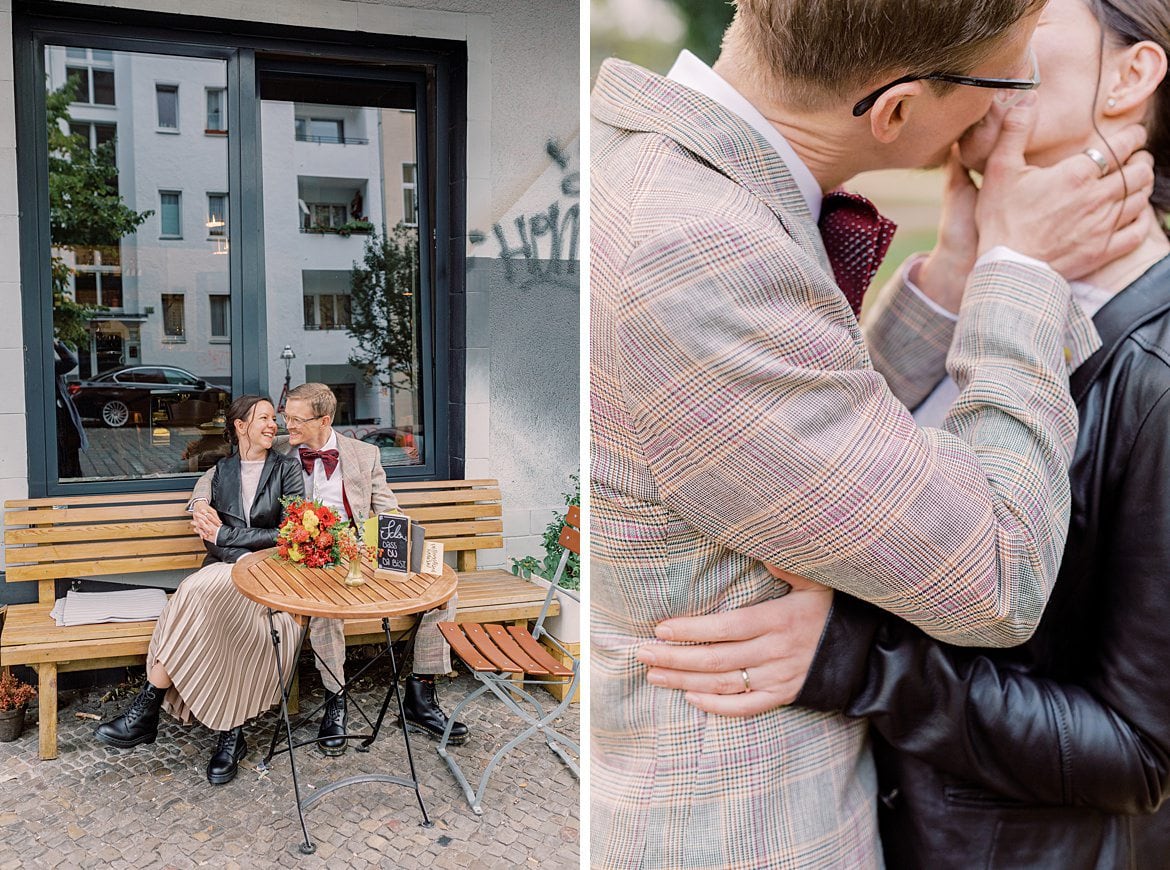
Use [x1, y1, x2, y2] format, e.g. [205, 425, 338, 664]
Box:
[589, 59, 1098, 869]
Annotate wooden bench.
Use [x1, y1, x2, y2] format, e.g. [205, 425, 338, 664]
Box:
[1, 479, 554, 760]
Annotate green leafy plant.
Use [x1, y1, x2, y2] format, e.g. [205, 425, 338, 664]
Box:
[336, 219, 375, 238]
[511, 473, 580, 591]
[0, 671, 36, 712]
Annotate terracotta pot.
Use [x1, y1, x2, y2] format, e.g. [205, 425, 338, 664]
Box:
[0, 705, 26, 743]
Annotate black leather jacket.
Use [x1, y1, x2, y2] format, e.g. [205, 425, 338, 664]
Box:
[203, 450, 305, 565]
[796, 255, 1170, 869]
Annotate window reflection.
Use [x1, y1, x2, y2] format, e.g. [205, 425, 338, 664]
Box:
[46, 45, 231, 481]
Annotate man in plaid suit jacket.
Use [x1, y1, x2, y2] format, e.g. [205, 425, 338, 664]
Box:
[590, 0, 1154, 866]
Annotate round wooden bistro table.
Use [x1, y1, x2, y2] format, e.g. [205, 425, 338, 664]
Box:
[231, 548, 458, 855]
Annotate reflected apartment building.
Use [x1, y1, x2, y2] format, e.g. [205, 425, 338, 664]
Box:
[49, 45, 421, 461]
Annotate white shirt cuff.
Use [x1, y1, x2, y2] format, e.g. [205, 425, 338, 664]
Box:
[975, 245, 1055, 274]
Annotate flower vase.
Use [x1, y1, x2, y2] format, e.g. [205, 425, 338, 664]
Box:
[0, 705, 26, 743]
[344, 556, 366, 586]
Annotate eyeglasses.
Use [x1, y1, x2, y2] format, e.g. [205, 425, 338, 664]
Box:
[281, 414, 324, 426]
[852, 48, 1040, 117]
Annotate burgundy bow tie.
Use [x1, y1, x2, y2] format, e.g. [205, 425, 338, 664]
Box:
[299, 448, 340, 479]
[818, 190, 897, 319]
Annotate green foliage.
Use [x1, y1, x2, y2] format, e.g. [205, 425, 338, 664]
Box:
[46, 80, 151, 343]
[668, 0, 735, 64]
[511, 473, 580, 591]
[346, 223, 420, 390]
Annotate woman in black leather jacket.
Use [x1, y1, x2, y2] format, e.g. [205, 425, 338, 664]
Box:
[94, 395, 305, 786]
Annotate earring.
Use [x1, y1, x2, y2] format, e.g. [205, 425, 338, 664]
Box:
[1107, 97, 1118, 108]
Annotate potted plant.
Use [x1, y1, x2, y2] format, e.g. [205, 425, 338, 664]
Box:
[0, 671, 36, 742]
[511, 474, 581, 643]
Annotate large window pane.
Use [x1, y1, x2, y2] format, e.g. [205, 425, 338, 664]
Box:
[262, 89, 426, 470]
[45, 45, 230, 481]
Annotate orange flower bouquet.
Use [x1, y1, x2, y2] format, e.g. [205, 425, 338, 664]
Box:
[276, 497, 348, 569]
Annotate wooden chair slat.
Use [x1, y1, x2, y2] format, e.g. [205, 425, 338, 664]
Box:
[507, 625, 575, 677]
[484, 623, 548, 675]
[463, 623, 522, 673]
[438, 622, 495, 671]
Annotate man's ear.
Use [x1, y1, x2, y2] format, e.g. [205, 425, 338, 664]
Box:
[868, 81, 927, 144]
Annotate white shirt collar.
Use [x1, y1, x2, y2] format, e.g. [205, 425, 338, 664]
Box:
[667, 50, 823, 220]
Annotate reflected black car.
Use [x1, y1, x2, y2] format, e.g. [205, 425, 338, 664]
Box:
[69, 365, 230, 428]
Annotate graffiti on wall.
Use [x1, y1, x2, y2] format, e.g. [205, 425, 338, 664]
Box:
[470, 138, 579, 285]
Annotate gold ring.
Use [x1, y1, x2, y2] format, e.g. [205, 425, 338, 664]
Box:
[1083, 147, 1110, 178]
[740, 669, 752, 693]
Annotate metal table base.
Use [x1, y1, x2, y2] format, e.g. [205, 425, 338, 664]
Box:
[259, 611, 433, 855]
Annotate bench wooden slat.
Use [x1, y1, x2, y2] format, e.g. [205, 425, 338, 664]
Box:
[438, 622, 495, 671]
[392, 479, 498, 491]
[420, 520, 503, 538]
[4, 492, 192, 508]
[438, 535, 503, 552]
[508, 624, 574, 677]
[403, 504, 502, 522]
[6, 519, 197, 546]
[6, 554, 206, 582]
[9, 537, 206, 564]
[393, 489, 501, 507]
[5, 503, 192, 525]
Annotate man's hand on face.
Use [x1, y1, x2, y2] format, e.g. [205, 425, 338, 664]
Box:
[975, 93, 1155, 279]
[635, 575, 833, 717]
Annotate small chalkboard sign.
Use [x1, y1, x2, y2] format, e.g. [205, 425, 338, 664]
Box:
[375, 513, 412, 578]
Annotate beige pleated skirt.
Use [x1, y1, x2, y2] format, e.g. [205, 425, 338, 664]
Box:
[146, 561, 300, 732]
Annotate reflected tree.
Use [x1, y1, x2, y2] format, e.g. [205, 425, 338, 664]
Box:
[46, 81, 151, 346]
[346, 223, 420, 391]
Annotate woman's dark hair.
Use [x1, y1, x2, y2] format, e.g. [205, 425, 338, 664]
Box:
[223, 395, 274, 450]
[1091, 0, 1170, 222]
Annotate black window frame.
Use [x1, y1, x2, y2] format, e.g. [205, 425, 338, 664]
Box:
[16, 2, 465, 496]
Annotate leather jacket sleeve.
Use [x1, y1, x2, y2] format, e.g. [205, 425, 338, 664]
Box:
[796, 390, 1170, 814]
[208, 524, 278, 557]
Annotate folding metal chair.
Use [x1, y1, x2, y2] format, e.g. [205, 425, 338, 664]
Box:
[436, 505, 581, 814]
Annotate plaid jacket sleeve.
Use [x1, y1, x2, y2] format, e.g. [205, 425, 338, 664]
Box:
[864, 260, 955, 409]
[616, 217, 1081, 647]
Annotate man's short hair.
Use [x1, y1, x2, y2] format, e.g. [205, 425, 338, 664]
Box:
[287, 382, 337, 420]
[724, 0, 1044, 109]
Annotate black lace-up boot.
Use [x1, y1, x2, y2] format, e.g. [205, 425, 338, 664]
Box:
[402, 675, 469, 744]
[94, 682, 166, 748]
[317, 692, 347, 757]
[206, 726, 247, 785]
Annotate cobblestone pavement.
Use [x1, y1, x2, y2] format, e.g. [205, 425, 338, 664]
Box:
[0, 660, 580, 869]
